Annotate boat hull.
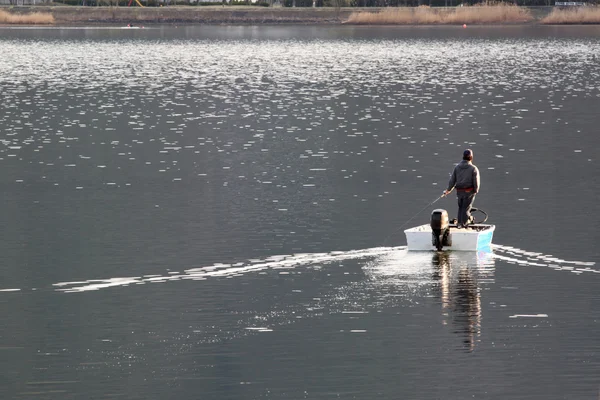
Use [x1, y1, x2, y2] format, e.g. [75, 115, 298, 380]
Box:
[405, 224, 495, 251]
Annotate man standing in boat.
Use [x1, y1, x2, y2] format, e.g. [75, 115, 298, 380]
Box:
[443, 149, 480, 228]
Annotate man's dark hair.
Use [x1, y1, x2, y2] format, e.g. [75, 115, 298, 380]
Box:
[463, 149, 473, 161]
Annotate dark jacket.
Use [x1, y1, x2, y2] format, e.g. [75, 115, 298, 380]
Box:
[447, 160, 480, 193]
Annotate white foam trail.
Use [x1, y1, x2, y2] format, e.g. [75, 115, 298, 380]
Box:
[51, 244, 597, 294]
[509, 314, 548, 318]
[53, 277, 142, 292]
[493, 245, 597, 273]
[54, 246, 405, 293]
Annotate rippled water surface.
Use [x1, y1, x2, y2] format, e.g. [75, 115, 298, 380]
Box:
[1, 26, 599, 399]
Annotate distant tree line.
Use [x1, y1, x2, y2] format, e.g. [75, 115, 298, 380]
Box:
[57, 0, 270, 5]
[284, 0, 598, 5]
[49, 0, 600, 6]
[284, 0, 597, 5]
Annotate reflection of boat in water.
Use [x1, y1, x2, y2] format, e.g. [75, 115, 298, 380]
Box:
[431, 251, 493, 352]
[364, 249, 495, 352]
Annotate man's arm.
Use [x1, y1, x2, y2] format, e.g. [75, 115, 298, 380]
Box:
[444, 167, 457, 195]
[473, 166, 480, 194]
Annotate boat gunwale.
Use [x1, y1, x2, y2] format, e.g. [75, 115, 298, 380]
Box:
[404, 224, 495, 233]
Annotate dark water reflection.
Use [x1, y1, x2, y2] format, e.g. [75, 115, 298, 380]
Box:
[364, 250, 495, 353]
[432, 252, 482, 352]
[0, 25, 599, 399]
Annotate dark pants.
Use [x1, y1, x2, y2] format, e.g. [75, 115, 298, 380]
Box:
[457, 191, 476, 226]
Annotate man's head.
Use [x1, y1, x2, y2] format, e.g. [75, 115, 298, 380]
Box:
[463, 149, 473, 161]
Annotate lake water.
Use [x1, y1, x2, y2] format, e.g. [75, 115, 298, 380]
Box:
[0, 25, 599, 399]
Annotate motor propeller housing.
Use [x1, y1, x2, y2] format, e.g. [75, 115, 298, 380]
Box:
[431, 209, 449, 232]
[431, 209, 451, 250]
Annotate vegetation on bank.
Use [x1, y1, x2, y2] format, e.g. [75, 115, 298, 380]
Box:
[541, 5, 600, 23]
[346, 4, 533, 24]
[13, 0, 600, 7]
[0, 9, 55, 23]
[2, 4, 600, 25]
[55, 0, 271, 7]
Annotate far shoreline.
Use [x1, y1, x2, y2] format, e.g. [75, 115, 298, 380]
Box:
[1, 5, 600, 25]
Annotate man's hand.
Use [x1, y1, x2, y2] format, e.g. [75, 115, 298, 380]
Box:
[443, 189, 451, 196]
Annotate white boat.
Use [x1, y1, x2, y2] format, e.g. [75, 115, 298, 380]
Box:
[405, 208, 494, 251]
[405, 223, 495, 251]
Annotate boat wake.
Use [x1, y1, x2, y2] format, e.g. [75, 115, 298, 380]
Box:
[0, 244, 594, 294]
[46, 244, 598, 294]
[52, 246, 405, 293]
[493, 245, 597, 274]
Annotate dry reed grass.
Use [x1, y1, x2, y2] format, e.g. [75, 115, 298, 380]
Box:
[446, 4, 532, 23]
[541, 6, 600, 24]
[346, 4, 533, 25]
[0, 10, 55, 25]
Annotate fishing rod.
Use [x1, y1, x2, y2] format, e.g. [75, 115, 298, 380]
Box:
[382, 192, 447, 246]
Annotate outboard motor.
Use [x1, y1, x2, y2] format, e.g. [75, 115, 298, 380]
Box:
[431, 209, 451, 251]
